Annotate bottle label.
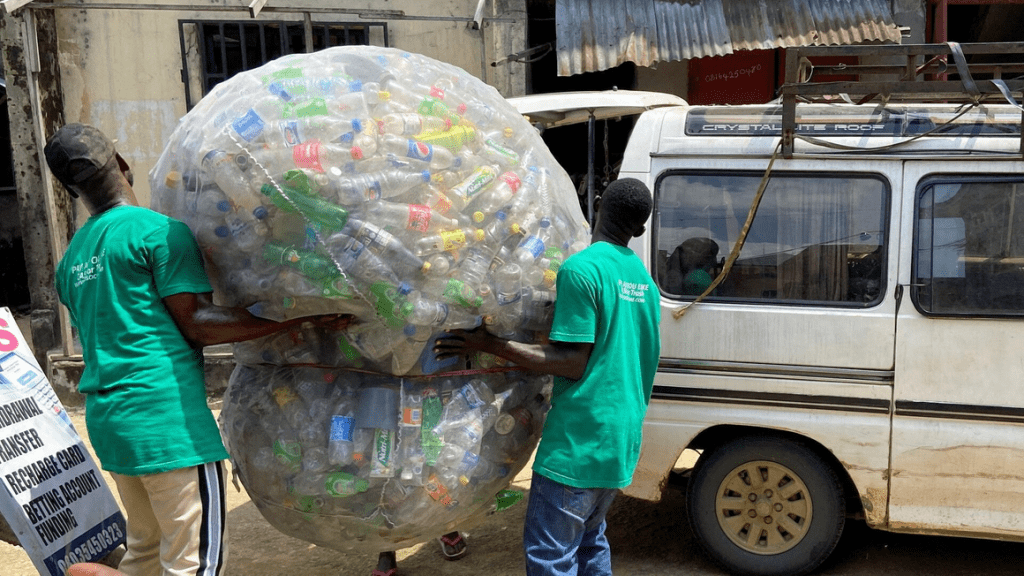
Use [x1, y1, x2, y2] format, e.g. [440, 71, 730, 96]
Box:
[439, 229, 468, 251]
[402, 407, 422, 427]
[521, 236, 545, 259]
[443, 279, 482, 308]
[329, 415, 354, 442]
[273, 438, 301, 472]
[325, 472, 356, 497]
[425, 474, 456, 508]
[363, 180, 384, 201]
[497, 289, 522, 306]
[368, 281, 407, 328]
[453, 166, 496, 200]
[293, 140, 324, 172]
[233, 109, 266, 142]
[499, 172, 522, 193]
[405, 140, 434, 162]
[484, 139, 520, 165]
[406, 204, 433, 232]
[371, 429, 395, 478]
[280, 121, 304, 147]
[432, 192, 454, 215]
[460, 385, 487, 411]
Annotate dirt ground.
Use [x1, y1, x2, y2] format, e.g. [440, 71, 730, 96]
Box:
[0, 406, 708, 576]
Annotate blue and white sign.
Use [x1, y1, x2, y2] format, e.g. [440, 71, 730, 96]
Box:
[0, 307, 125, 575]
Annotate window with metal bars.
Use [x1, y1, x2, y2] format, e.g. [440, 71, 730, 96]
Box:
[179, 19, 387, 108]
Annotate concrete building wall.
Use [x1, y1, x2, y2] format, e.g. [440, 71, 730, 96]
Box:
[49, 0, 527, 211]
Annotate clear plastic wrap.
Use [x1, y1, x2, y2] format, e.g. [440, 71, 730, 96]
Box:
[149, 46, 590, 551]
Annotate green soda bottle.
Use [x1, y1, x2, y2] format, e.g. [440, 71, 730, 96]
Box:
[264, 242, 339, 281]
[260, 182, 350, 233]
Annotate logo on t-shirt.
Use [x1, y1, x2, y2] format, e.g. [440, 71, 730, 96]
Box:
[69, 250, 107, 288]
[617, 279, 650, 304]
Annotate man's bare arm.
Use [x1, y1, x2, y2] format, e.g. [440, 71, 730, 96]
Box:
[163, 292, 353, 347]
[434, 327, 593, 380]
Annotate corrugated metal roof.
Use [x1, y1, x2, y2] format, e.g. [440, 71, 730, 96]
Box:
[555, 0, 902, 76]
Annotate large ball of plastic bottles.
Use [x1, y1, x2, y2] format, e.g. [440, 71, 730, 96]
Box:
[150, 45, 590, 370]
[221, 365, 551, 551]
[149, 46, 589, 552]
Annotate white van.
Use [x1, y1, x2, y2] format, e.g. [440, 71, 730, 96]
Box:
[512, 55, 1024, 575]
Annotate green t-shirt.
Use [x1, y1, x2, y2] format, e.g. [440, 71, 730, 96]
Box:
[55, 205, 228, 475]
[535, 241, 661, 489]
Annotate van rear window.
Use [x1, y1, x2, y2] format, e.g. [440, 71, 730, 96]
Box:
[654, 171, 887, 306]
[914, 176, 1024, 316]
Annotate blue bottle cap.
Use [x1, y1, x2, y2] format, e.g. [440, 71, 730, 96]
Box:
[540, 218, 551, 228]
[397, 282, 413, 296]
[419, 170, 431, 182]
[215, 225, 230, 238]
[253, 206, 269, 220]
[403, 324, 417, 337]
[349, 80, 363, 92]
[216, 200, 231, 213]
[351, 118, 363, 133]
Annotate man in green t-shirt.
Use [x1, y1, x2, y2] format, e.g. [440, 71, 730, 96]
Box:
[45, 124, 351, 576]
[434, 178, 661, 575]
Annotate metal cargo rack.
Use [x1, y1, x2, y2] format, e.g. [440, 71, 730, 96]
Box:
[780, 42, 1024, 157]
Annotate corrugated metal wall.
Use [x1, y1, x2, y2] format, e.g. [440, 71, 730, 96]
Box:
[555, 0, 901, 76]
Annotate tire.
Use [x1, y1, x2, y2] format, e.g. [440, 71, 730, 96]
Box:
[686, 435, 846, 576]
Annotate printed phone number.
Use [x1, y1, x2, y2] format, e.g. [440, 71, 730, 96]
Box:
[53, 523, 124, 572]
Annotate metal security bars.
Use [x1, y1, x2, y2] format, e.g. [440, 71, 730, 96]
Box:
[178, 19, 388, 109]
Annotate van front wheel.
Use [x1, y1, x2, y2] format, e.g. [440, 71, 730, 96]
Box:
[687, 436, 845, 576]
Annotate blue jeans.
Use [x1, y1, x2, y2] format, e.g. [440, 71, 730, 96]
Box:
[523, 471, 619, 576]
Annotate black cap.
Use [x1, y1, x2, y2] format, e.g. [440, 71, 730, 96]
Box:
[44, 123, 116, 187]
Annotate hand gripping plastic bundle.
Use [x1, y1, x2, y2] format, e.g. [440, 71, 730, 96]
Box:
[149, 46, 590, 551]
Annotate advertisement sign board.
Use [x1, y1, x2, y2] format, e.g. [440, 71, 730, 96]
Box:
[0, 307, 125, 575]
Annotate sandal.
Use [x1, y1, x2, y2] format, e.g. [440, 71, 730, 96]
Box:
[438, 531, 468, 561]
[372, 550, 397, 576]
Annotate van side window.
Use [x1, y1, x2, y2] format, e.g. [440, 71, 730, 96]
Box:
[914, 177, 1024, 315]
[654, 171, 887, 306]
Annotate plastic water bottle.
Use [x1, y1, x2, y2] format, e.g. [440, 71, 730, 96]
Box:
[334, 219, 427, 277]
[201, 150, 267, 219]
[380, 134, 457, 170]
[444, 165, 496, 207]
[401, 292, 450, 327]
[477, 135, 521, 167]
[337, 168, 431, 201]
[422, 187, 462, 216]
[381, 112, 452, 136]
[520, 286, 555, 331]
[513, 218, 558, 267]
[412, 227, 485, 257]
[285, 137, 375, 173]
[328, 397, 357, 465]
[391, 324, 432, 375]
[486, 263, 523, 337]
[322, 233, 404, 293]
[361, 200, 459, 233]
[468, 170, 523, 218]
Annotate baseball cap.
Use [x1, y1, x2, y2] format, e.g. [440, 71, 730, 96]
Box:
[43, 123, 117, 188]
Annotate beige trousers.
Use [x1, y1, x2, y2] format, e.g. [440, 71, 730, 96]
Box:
[110, 461, 228, 576]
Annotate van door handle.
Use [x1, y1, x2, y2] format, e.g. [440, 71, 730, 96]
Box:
[895, 284, 903, 313]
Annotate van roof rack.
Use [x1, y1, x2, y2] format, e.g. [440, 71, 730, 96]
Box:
[780, 42, 1024, 157]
